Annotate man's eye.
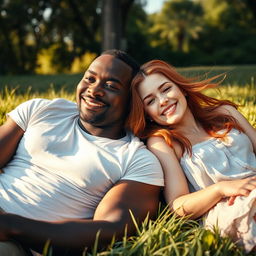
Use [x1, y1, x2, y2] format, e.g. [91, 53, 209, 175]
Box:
[85, 77, 95, 83]
[105, 83, 118, 90]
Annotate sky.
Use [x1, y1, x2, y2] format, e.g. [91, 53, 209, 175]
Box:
[143, 0, 166, 14]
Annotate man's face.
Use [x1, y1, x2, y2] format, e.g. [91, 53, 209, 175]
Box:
[76, 54, 132, 136]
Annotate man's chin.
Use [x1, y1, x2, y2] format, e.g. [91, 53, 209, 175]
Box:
[80, 113, 106, 127]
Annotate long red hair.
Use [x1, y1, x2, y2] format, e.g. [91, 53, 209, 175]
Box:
[126, 60, 242, 155]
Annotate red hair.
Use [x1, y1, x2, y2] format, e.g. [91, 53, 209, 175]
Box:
[126, 60, 242, 155]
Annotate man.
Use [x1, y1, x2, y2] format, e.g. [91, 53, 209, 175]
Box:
[0, 50, 164, 255]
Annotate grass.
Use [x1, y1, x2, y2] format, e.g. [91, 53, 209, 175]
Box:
[179, 64, 256, 86]
[87, 208, 247, 256]
[0, 65, 256, 255]
[0, 65, 255, 93]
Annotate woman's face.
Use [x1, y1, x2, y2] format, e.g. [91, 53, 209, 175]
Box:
[138, 73, 188, 126]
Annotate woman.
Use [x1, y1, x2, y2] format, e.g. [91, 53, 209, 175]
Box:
[127, 60, 256, 251]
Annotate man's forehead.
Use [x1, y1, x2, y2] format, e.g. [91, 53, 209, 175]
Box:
[90, 55, 131, 72]
[87, 55, 132, 83]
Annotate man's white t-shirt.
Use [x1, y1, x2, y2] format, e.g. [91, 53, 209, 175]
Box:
[0, 98, 164, 221]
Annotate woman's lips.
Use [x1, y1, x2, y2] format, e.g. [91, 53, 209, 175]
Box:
[162, 102, 177, 116]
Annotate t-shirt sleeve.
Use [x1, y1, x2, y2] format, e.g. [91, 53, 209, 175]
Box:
[7, 98, 50, 131]
[121, 148, 164, 186]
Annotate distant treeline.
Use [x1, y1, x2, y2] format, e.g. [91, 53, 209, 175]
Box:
[0, 0, 256, 74]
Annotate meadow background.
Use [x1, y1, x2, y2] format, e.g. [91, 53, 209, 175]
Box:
[1, 65, 255, 255]
[1, 64, 255, 127]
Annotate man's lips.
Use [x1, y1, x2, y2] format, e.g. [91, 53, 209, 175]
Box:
[81, 96, 107, 110]
[162, 102, 177, 116]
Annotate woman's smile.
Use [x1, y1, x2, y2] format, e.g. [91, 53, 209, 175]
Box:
[161, 102, 177, 117]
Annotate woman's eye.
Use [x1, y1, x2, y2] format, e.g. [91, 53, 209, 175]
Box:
[163, 86, 172, 92]
[147, 98, 155, 105]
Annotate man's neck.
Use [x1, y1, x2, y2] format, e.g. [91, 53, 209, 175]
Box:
[78, 119, 126, 140]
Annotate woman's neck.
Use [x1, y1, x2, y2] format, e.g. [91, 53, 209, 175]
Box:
[174, 108, 200, 134]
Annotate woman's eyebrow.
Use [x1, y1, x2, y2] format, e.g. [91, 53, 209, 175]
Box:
[142, 81, 169, 101]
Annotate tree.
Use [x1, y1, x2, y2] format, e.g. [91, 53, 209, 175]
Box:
[0, 0, 140, 74]
[196, 0, 256, 64]
[0, 0, 50, 74]
[101, 0, 135, 51]
[150, 0, 203, 52]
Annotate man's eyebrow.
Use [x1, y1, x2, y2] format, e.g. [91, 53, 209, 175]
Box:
[87, 69, 122, 85]
[108, 77, 122, 85]
[87, 70, 97, 75]
[143, 81, 169, 101]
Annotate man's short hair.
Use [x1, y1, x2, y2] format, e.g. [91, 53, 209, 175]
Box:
[101, 49, 140, 79]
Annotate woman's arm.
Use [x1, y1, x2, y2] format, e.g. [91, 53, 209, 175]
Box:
[173, 177, 256, 219]
[218, 105, 256, 153]
[147, 136, 189, 206]
[147, 136, 256, 219]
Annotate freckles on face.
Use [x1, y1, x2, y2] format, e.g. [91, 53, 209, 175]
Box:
[138, 73, 188, 126]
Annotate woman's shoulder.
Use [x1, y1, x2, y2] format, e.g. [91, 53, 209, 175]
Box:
[214, 104, 238, 115]
[147, 136, 183, 160]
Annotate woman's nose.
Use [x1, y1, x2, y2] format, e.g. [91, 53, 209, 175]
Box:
[160, 96, 168, 106]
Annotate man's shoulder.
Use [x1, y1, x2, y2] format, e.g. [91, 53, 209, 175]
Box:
[19, 98, 75, 109]
[13, 98, 77, 121]
[46, 98, 76, 107]
[127, 133, 161, 163]
[32, 98, 76, 112]
[121, 133, 164, 186]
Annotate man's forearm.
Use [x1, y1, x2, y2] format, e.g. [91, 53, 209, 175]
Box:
[0, 213, 131, 254]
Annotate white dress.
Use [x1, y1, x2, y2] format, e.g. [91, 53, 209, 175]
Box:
[180, 129, 256, 252]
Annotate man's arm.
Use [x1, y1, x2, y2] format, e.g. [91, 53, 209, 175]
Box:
[0, 180, 161, 254]
[0, 118, 24, 168]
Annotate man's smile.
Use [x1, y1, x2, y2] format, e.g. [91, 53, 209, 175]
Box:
[81, 95, 107, 111]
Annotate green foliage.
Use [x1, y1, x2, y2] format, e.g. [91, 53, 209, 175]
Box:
[190, 0, 256, 65]
[144, 0, 256, 66]
[1, 0, 256, 73]
[42, 208, 254, 255]
[0, 0, 101, 74]
[150, 0, 204, 52]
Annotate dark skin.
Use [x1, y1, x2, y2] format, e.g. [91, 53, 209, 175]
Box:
[0, 54, 161, 255]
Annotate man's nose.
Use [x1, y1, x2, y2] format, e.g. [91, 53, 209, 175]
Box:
[88, 82, 104, 97]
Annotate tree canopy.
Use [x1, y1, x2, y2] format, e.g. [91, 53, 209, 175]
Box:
[0, 0, 255, 74]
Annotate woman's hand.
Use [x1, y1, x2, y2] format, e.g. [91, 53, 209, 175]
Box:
[217, 176, 256, 205]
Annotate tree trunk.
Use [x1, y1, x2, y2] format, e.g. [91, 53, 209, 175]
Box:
[101, 0, 134, 51]
[102, 0, 122, 51]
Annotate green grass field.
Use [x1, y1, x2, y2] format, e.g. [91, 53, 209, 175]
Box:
[0, 65, 256, 255]
[0, 65, 255, 93]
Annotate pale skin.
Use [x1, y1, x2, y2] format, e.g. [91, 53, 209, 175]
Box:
[139, 73, 256, 219]
[0, 55, 161, 254]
